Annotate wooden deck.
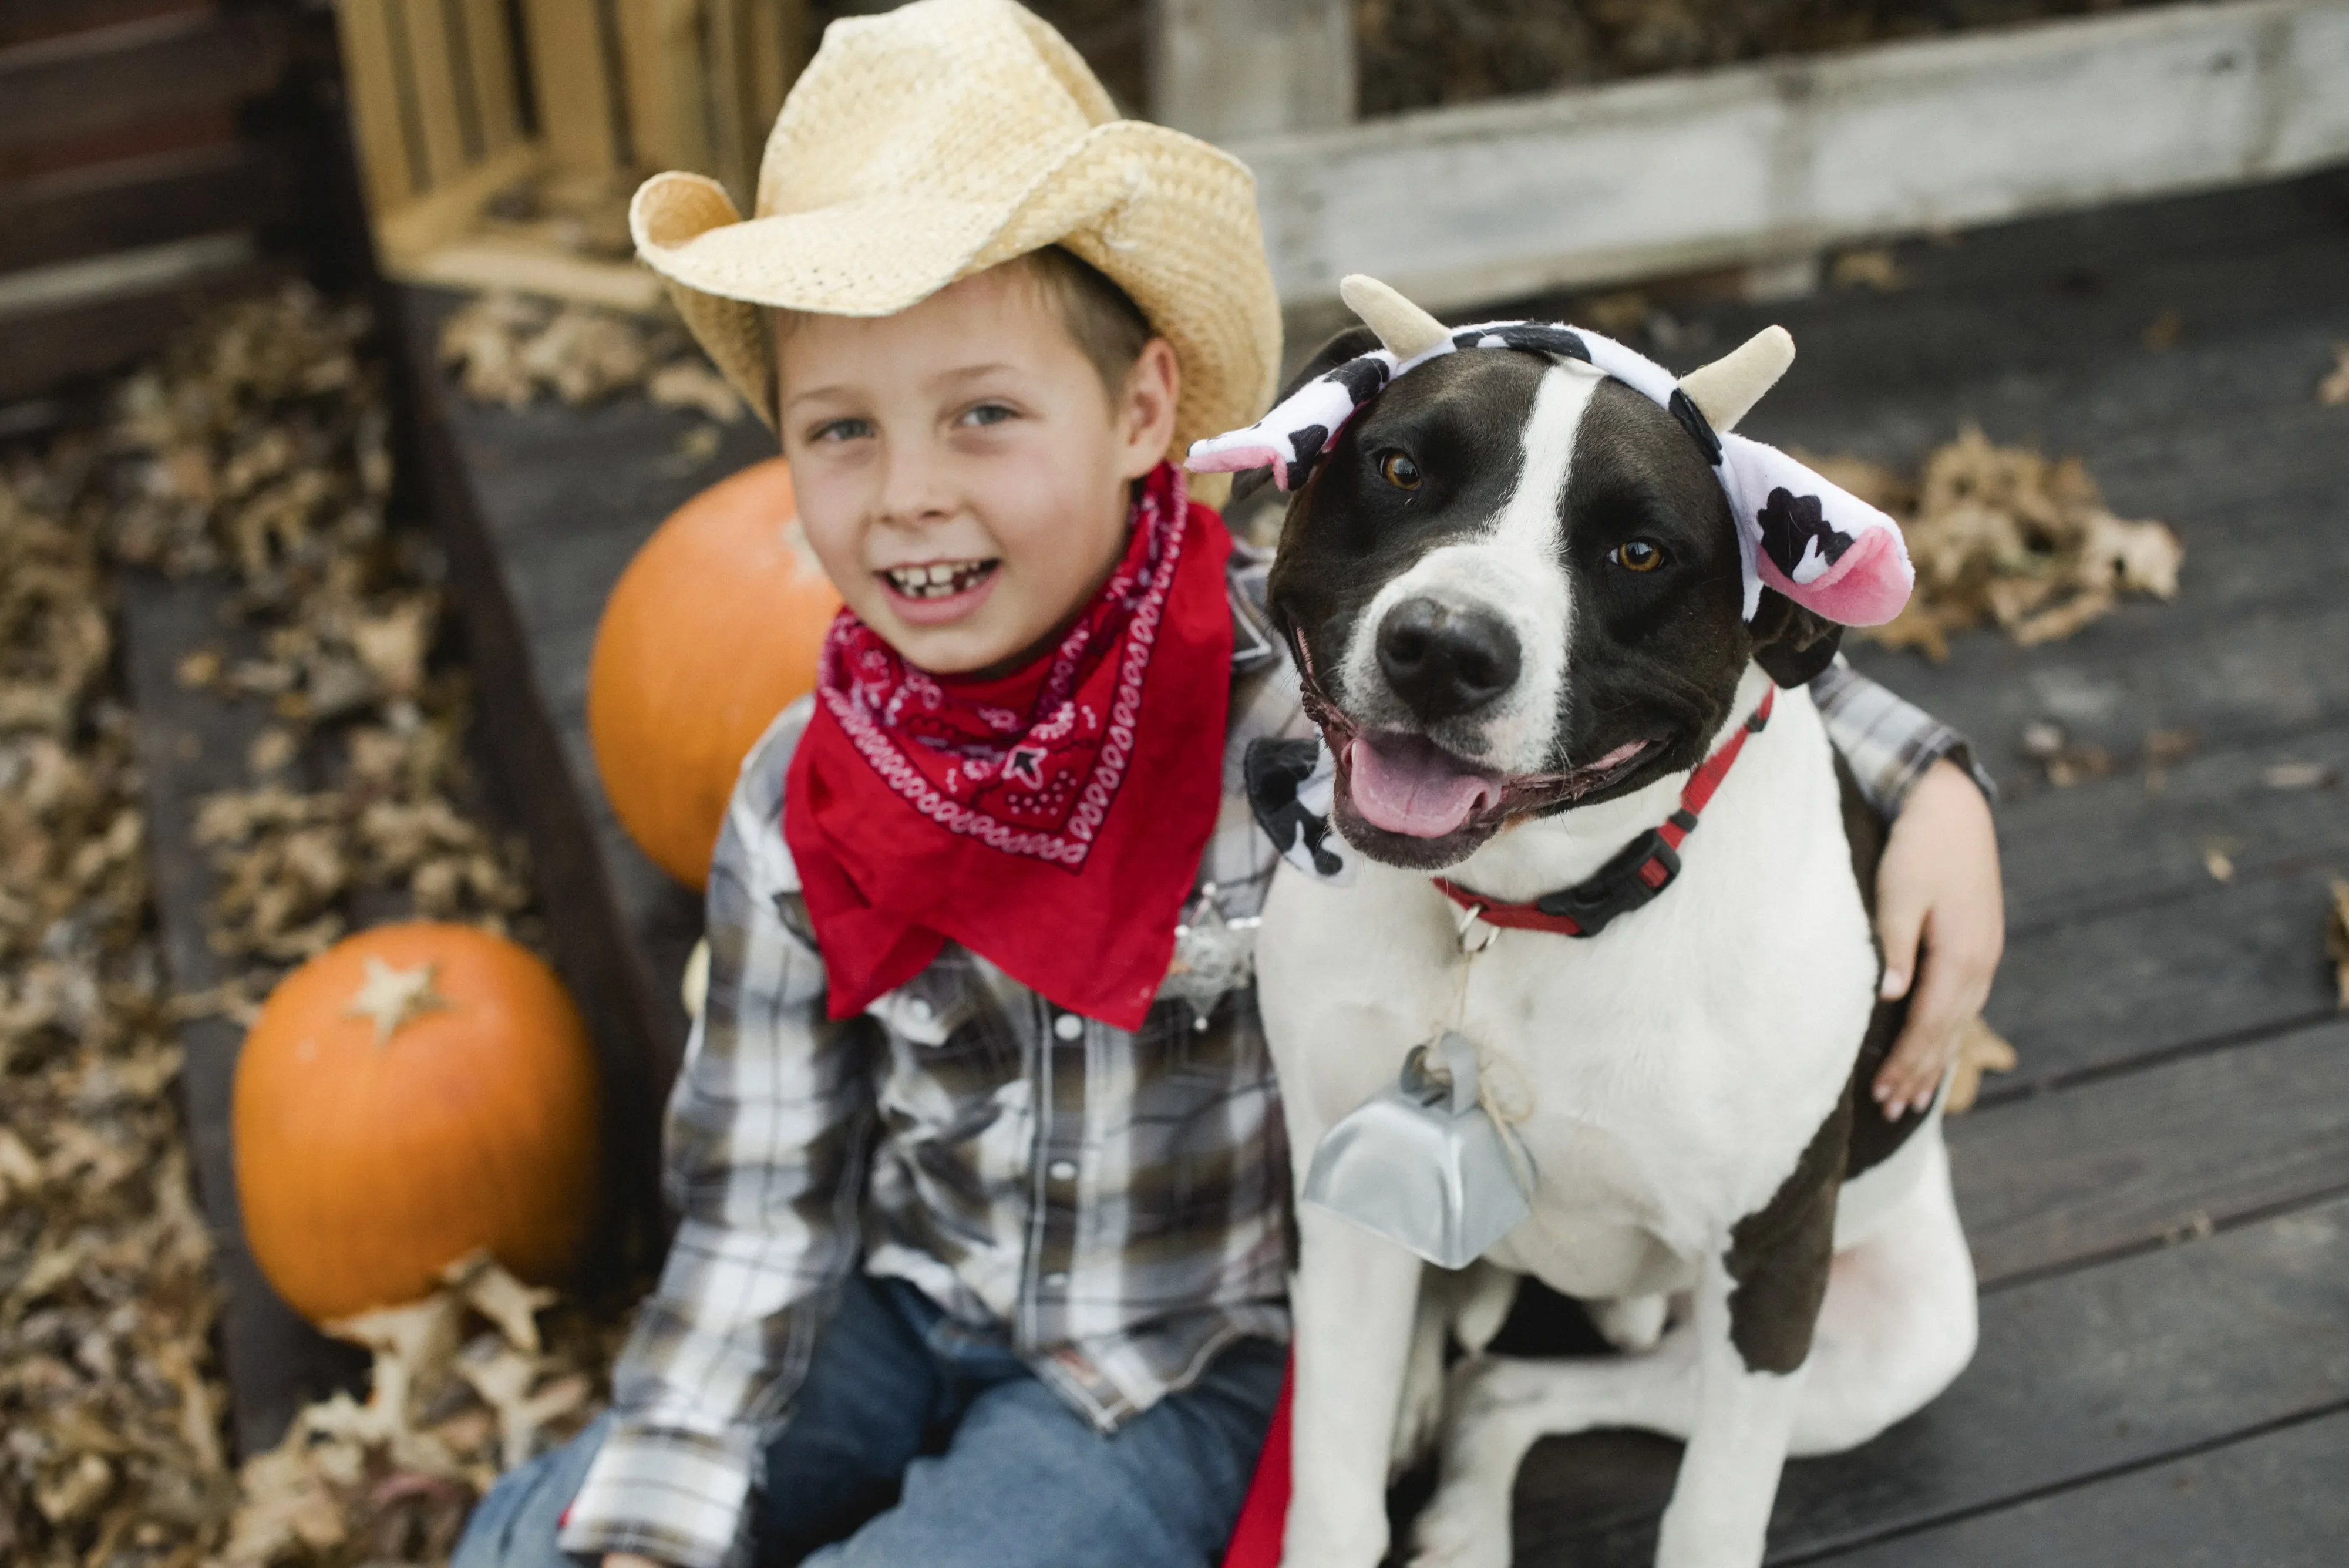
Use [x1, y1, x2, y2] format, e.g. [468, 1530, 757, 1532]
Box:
[396, 167, 2349, 1564]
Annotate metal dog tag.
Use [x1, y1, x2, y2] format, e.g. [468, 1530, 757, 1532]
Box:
[1302, 1032, 1537, 1270]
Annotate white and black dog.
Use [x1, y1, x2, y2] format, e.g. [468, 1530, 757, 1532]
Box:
[1197, 280, 1978, 1568]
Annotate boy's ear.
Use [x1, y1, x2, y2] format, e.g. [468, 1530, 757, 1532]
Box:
[1747, 587, 1845, 688]
[1276, 326, 1382, 405]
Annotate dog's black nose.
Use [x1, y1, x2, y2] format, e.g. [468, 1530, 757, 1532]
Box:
[1376, 597, 1520, 719]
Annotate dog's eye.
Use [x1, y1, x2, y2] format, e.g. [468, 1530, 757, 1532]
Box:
[1611, 539, 1666, 573]
[1377, 450, 1422, 490]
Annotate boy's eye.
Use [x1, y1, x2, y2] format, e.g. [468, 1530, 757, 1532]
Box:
[1377, 450, 1421, 490]
[959, 402, 1018, 428]
[1611, 539, 1666, 573]
[810, 417, 873, 443]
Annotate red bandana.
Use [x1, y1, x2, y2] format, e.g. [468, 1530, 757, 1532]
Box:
[783, 463, 1233, 1029]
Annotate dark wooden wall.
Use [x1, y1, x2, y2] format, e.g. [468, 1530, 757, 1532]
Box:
[0, 0, 372, 412]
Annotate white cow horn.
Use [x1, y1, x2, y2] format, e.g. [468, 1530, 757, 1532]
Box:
[1340, 274, 1452, 361]
[1677, 325, 1796, 433]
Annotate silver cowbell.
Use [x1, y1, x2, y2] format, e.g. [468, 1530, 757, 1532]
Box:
[1301, 1031, 1537, 1270]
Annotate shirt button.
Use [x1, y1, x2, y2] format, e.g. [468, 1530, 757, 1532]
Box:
[1048, 1159, 1078, 1182]
[1043, 1271, 1070, 1290]
[1052, 1012, 1083, 1041]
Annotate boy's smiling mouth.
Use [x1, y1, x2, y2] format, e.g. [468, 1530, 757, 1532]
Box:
[876, 557, 1003, 625]
[880, 558, 999, 598]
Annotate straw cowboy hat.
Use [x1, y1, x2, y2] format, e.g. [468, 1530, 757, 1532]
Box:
[628, 0, 1282, 469]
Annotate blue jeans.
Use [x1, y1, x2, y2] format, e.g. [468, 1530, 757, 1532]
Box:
[453, 1272, 1284, 1568]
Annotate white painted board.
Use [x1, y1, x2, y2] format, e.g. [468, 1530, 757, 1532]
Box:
[1231, 0, 2349, 309]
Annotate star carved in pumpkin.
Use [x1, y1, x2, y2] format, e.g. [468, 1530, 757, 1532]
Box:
[343, 957, 453, 1046]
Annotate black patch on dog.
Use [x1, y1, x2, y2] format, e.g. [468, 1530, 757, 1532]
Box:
[1756, 487, 1855, 580]
[1244, 736, 1344, 877]
[1725, 1092, 1847, 1375]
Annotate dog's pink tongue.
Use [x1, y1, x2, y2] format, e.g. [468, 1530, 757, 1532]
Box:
[1347, 735, 1499, 838]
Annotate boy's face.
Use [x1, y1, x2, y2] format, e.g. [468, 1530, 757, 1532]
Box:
[775, 267, 1179, 676]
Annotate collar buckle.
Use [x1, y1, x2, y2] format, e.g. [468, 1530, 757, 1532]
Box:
[1530, 828, 1682, 938]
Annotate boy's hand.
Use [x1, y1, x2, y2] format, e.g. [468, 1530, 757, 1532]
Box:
[605, 1555, 667, 1568]
[1872, 758, 2004, 1118]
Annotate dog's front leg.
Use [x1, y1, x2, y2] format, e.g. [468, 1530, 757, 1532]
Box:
[1285, 1206, 1424, 1568]
[1658, 1143, 1839, 1568]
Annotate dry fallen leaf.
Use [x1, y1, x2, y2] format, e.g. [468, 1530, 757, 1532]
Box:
[5, 282, 583, 1562]
[2263, 761, 2337, 790]
[2319, 344, 2349, 407]
[648, 361, 743, 423]
[2328, 880, 2349, 1010]
[1830, 247, 1904, 291]
[1945, 1015, 2018, 1113]
[1845, 426, 2183, 659]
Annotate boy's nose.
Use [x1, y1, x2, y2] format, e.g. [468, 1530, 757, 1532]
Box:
[873, 447, 955, 527]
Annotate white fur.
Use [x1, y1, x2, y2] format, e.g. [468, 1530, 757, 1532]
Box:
[1263, 376, 1977, 1565]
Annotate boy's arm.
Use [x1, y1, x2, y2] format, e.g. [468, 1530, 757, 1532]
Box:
[1809, 657, 1994, 818]
[1810, 661, 2005, 1118]
[559, 724, 872, 1568]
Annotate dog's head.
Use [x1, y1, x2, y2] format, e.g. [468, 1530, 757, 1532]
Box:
[1260, 324, 1846, 872]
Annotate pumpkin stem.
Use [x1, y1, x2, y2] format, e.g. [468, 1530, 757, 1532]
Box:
[342, 957, 452, 1046]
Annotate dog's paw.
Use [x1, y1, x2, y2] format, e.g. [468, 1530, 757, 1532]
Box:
[1591, 1293, 1670, 1353]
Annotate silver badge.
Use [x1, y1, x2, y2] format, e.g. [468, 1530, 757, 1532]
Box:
[1301, 1031, 1537, 1270]
[1159, 883, 1260, 1032]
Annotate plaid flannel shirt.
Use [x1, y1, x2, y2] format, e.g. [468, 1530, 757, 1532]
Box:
[558, 547, 1979, 1568]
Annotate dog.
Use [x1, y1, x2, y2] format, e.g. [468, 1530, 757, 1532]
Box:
[1211, 282, 1979, 1568]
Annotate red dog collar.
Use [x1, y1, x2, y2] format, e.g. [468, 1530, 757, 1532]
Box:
[1433, 687, 1774, 939]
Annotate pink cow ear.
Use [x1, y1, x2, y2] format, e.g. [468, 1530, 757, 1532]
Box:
[1723, 436, 1914, 627]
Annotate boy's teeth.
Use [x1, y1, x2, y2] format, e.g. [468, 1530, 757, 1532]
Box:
[885, 560, 992, 598]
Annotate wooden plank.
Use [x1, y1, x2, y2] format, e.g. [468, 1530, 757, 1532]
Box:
[1149, 0, 1354, 142]
[516, 0, 620, 175]
[0, 0, 204, 49]
[390, 231, 664, 312]
[613, 0, 706, 175]
[1948, 1019, 2349, 1287]
[1985, 722, 2349, 936]
[372, 136, 545, 266]
[0, 142, 290, 275]
[1978, 859, 2340, 1097]
[115, 567, 369, 1458]
[457, 0, 523, 158]
[1234, 0, 2349, 308]
[394, 0, 471, 187]
[335, 0, 416, 212]
[1509, 1195, 2349, 1565]
[1821, 1407, 2349, 1567]
[0, 105, 240, 187]
[0, 8, 293, 154]
[0, 257, 280, 402]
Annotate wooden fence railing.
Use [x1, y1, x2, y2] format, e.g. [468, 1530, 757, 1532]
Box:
[0, 1, 331, 406]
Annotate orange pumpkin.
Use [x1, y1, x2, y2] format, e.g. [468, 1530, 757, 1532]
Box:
[232, 922, 600, 1323]
[588, 457, 841, 887]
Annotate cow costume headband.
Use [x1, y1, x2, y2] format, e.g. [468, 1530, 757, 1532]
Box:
[1186, 275, 1914, 627]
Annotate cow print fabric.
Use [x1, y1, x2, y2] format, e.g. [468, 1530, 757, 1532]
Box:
[1186, 316, 1914, 626]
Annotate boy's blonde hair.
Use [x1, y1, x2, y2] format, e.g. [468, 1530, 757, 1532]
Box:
[773, 245, 1155, 407]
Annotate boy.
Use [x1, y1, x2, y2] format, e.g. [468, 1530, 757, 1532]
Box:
[455, 4, 2000, 1566]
